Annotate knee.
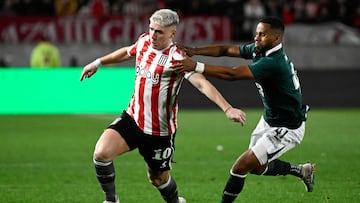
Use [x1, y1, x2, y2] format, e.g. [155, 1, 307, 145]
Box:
[93, 147, 111, 161]
[147, 170, 168, 187]
[250, 164, 267, 175]
[231, 164, 248, 175]
[231, 150, 260, 175]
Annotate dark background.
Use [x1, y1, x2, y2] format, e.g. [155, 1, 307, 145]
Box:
[179, 69, 360, 109]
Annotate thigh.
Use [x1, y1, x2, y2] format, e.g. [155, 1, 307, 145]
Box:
[249, 116, 269, 149]
[251, 122, 305, 165]
[108, 110, 141, 150]
[94, 111, 140, 160]
[139, 133, 176, 172]
[94, 128, 130, 161]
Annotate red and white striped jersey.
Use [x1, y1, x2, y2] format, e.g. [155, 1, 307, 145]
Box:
[126, 32, 189, 136]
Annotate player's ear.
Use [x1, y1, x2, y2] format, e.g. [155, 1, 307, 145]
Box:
[274, 30, 282, 42]
[170, 27, 176, 38]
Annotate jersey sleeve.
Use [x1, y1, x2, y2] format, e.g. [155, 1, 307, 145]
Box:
[240, 43, 256, 59]
[127, 43, 137, 56]
[127, 32, 148, 57]
[249, 57, 278, 80]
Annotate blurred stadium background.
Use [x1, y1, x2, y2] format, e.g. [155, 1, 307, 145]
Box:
[1, 1, 360, 202]
[0, 0, 359, 111]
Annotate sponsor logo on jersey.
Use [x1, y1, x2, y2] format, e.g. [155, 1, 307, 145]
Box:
[136, 65, 160, 84]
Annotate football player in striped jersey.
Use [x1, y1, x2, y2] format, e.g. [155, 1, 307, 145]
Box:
[80, 9, 246, 203]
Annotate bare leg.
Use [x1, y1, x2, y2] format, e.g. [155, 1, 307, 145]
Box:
[93, 129, 130, 202]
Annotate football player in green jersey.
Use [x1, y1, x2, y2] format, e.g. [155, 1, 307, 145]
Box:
[171, 16, 315, 203]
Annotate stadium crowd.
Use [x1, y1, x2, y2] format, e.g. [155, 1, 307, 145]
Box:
[0, 0, 359, 67]
[1, 0, 359, 31]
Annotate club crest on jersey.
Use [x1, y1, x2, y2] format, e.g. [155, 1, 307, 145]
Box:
[158, 55, 168, 65]
[136, 65, 160, 84]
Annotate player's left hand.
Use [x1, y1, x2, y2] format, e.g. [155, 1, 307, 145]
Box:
[171, 55, 197, 73]
[225, 107, 246, 126]
[175, 43, 195, 57]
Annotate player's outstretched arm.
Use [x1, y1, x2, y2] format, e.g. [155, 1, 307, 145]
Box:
[80, 46, 132, 81]
[187, 72, 246, 125]
[172, 55, 254, 81]
[176, 43, 241, 57]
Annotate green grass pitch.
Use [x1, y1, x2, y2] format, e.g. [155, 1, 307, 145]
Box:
[0, 109, 359, 203]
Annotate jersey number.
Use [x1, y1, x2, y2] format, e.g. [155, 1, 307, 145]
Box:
[153, 148, 173, 161]
[290, 61, 300, 90]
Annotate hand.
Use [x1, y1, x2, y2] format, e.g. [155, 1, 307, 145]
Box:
[175, 43, 195, 57]
[225, 107, 246, 126]
[171, 54, 197, 73]
[80, 63, 98, 81]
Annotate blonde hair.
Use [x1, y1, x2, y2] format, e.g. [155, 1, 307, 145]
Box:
[150, 9, 179, 27]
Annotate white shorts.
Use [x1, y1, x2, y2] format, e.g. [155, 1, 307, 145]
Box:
[249, 116, 305, 165]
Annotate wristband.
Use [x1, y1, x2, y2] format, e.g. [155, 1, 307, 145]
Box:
[93, 58, 102, 68]
[195, 62, 205, 73]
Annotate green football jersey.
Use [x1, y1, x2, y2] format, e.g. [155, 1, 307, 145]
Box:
[240, 43, 307, 129]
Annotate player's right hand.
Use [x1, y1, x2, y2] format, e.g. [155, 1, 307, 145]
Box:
[80, 63, 98, 81]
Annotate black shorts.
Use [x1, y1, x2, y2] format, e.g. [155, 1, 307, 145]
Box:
[108, 111, 176, 171]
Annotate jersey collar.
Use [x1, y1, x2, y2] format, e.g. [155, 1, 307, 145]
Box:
[265, 43, 282, 56]
[150, 42, 174, 53]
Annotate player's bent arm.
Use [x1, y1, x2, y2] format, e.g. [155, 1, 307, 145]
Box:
[192, 44, 241, 57]
[187, 72, 246, 125]
[201, 64, 254, 81]
[98, 46, 133, 65]
[171, 55, 251, 80]
[80, 46, 133, 81]
[188, 72, 232, 112]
